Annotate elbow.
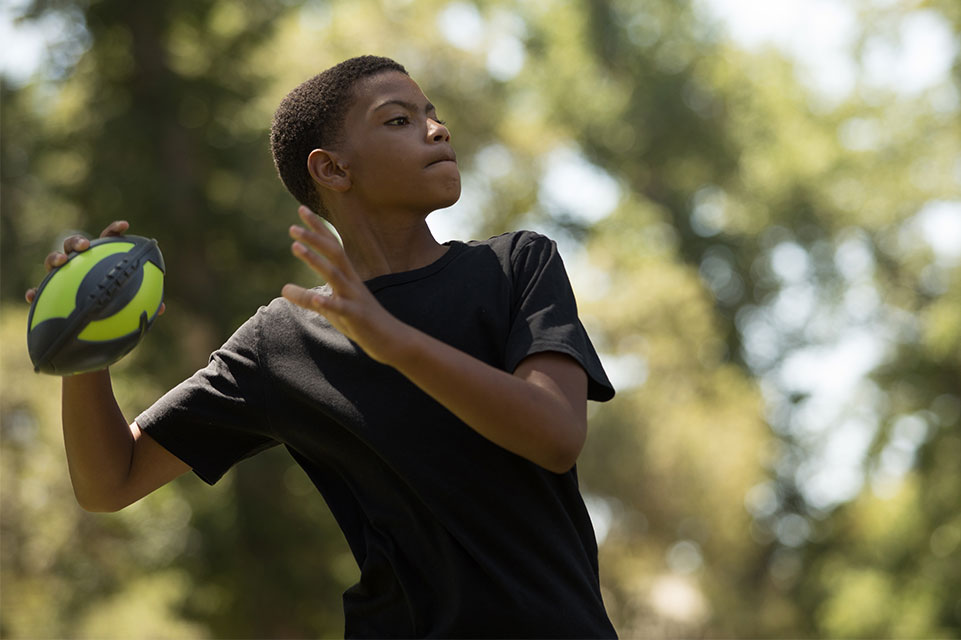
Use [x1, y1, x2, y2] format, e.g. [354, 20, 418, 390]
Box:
[541, 423, 586, 474]
[542, 447, 580, 474]
[76, 500, 109, 513]
[74, 489, 127, 513]
[79, 500, 126, 514]
[543, 459, 577, 475]
[76, 497, 118, 513]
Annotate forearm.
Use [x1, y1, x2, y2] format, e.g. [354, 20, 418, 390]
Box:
[385, 325, 584, 473]
[61, 369, 135, 511]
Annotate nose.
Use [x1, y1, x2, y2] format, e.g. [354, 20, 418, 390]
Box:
[427, 118, 451, 143]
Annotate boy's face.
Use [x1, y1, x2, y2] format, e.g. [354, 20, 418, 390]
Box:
[335, 71, 461, 216]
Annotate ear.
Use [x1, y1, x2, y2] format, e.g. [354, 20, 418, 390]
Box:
[307, 148, 351, 193]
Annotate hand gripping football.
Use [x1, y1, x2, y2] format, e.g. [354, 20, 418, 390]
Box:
[27, 235, 165, 375]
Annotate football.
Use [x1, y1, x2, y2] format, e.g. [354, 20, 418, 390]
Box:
[27, 235, 165, 375]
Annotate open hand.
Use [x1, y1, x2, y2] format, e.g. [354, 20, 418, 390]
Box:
[282, 206, 406, 364]
[25, 220, 166, 316]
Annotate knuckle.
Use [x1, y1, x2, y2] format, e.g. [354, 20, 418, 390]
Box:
[64, 235, 88, 251]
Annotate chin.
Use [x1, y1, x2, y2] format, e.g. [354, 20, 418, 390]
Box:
[443, 185, 462, 207]
[430, 178, 461, 211]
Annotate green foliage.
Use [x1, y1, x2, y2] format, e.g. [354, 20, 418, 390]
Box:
[2, 0, 959, 637]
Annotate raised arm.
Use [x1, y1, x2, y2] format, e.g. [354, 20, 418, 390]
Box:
[26, 223, 190, 512]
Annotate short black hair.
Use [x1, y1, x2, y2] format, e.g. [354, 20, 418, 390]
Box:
[270, 55, 408, 216]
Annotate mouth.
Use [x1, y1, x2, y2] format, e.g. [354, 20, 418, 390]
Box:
[427, 150, 457, 167]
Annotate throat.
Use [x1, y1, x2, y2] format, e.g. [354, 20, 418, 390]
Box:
[327, 203, 450, 281]
[344, 231, 449, 282]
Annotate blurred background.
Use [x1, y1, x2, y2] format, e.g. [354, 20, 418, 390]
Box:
[1, 0, 959, 637]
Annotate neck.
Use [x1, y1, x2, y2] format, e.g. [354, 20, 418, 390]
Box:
[327, 204, 447, 281]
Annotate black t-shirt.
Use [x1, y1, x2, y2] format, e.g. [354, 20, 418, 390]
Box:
[137, 230, 617, 638]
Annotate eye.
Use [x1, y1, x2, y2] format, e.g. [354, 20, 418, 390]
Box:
[386, 116, 410, 126]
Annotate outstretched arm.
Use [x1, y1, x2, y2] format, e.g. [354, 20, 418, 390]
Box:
[282, 207, 588, 473]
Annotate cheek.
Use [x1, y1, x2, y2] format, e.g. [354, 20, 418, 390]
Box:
[353, 153, 409, 190]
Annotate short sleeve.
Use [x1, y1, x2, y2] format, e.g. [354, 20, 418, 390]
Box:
[504, 233, 615, 402]
[136, 309, 277, 485]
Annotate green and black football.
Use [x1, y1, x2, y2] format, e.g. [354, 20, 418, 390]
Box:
[27, 235, 165, 376]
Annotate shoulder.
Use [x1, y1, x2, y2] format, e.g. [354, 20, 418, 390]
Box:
[471, 229, 550, 250]
[463, 231, 569, 298]
[469, 230, 555, 264]
[239, 286, 334, 341]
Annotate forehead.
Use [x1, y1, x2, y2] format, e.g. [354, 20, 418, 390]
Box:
[350, 71, 428, 116]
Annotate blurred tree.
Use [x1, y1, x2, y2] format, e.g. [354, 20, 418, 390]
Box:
[525, 0, 961, 636]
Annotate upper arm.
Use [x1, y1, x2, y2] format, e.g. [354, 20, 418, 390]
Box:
[114, 421, 191, 510]
[514, 350, 588, 437]
[506, 234, 615, 403]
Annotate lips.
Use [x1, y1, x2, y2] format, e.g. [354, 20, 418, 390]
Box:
[427, 149, 457, 167]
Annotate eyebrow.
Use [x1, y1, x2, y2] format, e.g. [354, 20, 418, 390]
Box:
[373, 99, 436, 114]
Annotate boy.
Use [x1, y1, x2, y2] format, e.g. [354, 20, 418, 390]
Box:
[27, 55, 617, 638]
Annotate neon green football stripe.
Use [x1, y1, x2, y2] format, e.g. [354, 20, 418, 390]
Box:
[30, 242, 135, 330]
[78, 261, 164, 342]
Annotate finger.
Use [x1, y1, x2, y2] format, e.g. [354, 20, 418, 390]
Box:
[44, 251, 70, 272]
[296, 208, 346, 251]
[289, 224, 340, 258]
[100, 220, 130, 238]
[290, 225, 352, 279]
[62, 234, 90, 254]
[25, 288, 36, 304]
[294, 209, 357, 278]
[158, 302, 166, 316]
[281, 283, 336, 313]
[297, 205, 329, 233]
[291, 241, 349, 289]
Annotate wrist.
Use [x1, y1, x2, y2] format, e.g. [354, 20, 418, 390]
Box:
[359, 315, 411, 366]
[375, 320, 421, 369]
[63, 367, 111, 388]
